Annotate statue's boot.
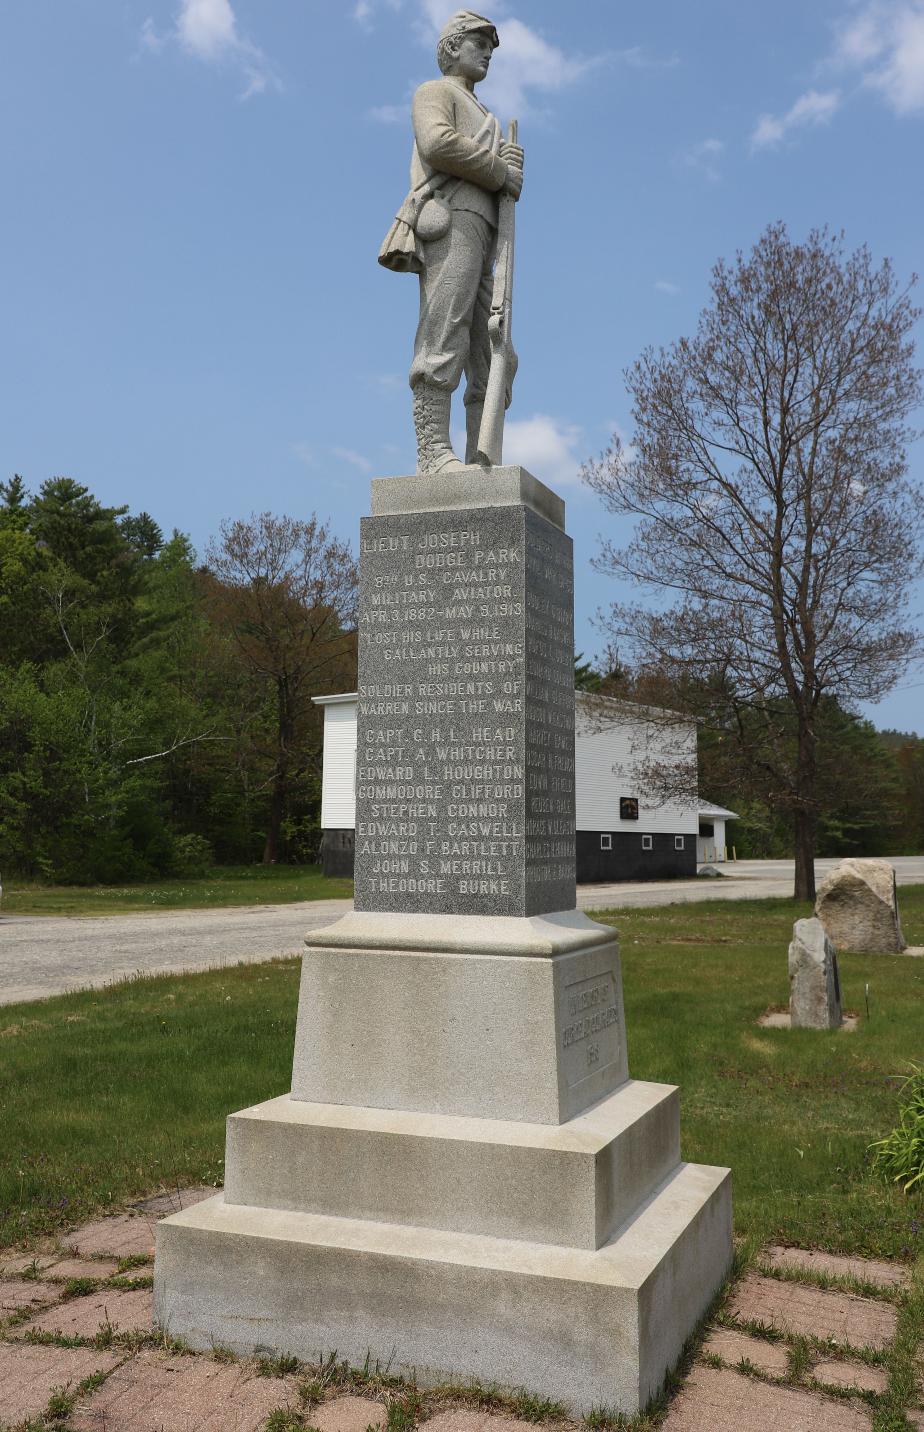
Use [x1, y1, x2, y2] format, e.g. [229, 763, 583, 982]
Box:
[413, 382, 464, 475]
[465, 401, 485, 465]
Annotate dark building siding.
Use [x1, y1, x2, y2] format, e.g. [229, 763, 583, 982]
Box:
[322, 827, 695, 883]
[320, 829, 355, 878]
[575, 831, 696, 883]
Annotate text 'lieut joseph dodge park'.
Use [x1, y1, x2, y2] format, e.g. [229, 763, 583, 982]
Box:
[354, 507, 574, 912]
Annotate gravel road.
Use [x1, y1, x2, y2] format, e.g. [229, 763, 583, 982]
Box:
[0, 899, 348, 1006]
[2, 857, 921, 1006]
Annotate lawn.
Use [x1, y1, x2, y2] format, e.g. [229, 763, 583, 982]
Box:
[1, 863, 353, 915]
[1, 887, 922, 1259]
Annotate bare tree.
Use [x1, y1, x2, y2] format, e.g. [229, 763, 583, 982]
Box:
[584, 224, 923, 899]
[207, 513, 357, 865]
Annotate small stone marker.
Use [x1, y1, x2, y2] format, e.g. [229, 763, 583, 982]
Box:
[789, 918, 842, 1029]
[815, 857, 906, 954]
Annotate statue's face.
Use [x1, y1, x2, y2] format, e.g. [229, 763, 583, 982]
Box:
[448, 30, 494, 83]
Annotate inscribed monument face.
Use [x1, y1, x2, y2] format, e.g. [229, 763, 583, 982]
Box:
[354, 478, 575, 917]
[378, 9, 524, 474]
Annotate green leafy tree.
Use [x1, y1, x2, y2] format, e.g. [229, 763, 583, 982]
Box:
[206, 513, 358, 864]
[573, 652, 603, 692]
[121, 511, 165, 558]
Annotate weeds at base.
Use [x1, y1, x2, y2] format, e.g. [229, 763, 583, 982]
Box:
[753, 1256, 909, 1306]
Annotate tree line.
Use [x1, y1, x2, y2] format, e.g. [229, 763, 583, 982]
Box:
[4, 225, 921, 891]
[0, 476, 356, 883]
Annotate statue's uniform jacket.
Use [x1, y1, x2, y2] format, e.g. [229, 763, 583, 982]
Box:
[408, 76, 506, 404]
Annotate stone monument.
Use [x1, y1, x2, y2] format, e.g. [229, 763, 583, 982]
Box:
[154, 11, 732, 1416]
[815, 857, 906, 954]
[789, 917, 843, 1030]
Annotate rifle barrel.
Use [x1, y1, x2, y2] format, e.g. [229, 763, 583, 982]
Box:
[474, 118, 518, 467]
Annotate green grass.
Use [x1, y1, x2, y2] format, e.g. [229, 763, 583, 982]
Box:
[0, 863, 353, 915]
[869, 1064, 924, 1192]
[589, 885, 924, 1258]
[0, 889, 922, 1259]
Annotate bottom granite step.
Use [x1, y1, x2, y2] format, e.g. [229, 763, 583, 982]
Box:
[154, 1161, 732, 1416]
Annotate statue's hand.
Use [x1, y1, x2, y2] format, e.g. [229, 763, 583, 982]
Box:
[500, 142, 524, 172]
[502, 155, 524, 200]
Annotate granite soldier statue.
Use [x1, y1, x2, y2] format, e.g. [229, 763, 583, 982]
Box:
[378, 9, 524, 474]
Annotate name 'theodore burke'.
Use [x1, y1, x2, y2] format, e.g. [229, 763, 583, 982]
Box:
[378, 10, 524, 474]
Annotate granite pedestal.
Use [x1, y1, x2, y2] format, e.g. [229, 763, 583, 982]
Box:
[154, 468, 732, 1416]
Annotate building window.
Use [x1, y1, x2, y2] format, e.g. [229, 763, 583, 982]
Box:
[642, 834, 653, 851]
[675, 835, 685, 850]
[600, 833, 612, 850]
[620, 797, 639, 821]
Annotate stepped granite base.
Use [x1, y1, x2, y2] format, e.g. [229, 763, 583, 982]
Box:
[154, 469, 732, 1414]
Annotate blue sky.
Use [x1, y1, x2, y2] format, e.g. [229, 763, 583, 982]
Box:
[3, 0, 923, 732]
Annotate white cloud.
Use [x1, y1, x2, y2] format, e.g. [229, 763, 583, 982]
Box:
[833, 1, 924, 114]
[364, 4, 599, 119]
[354, 0, 405, 30]
[476, 18, 599, 118]
[140, 17, 166, 53]
[332, 446, 374, 474]
[142, 0, 277, 99]
[617, 45, 679, 70]
[681, 137, 725, 183]
[751, 88, 841, 150]
[654, 279, 680, 295]
[749, 2, 924, 142]
[369, 103, 407, 124]
[503, 414, 584, 487]
[177, 0, 238, 60]
[291, 442, 316, 468]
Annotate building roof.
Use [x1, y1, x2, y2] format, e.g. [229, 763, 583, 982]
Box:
[312, 692, 359, 706]
[698, 800, 739, 820]
[575, 690, 690, 724]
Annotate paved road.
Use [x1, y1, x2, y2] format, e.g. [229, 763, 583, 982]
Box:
[0, 900, 348, 1006]
[580, 855, 924, 910]
[2, 857, 922, 1006]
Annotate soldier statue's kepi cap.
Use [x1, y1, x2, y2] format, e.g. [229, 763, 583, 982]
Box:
[438, 9, 500, 49]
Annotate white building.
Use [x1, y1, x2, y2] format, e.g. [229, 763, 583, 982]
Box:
[696, 801, 739, 864]
[313, 691, 736, 882]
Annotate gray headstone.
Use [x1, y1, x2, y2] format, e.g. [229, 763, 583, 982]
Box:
[789, 917, 843, 1029]
[815, 857, 906, 954]
[353, 465, 575, 917]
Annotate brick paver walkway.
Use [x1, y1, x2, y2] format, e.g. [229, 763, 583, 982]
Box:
[68, 1351, 300, 1431]
[662, 1365, 874, 1431]
[726, 1270, 898, 1348]
[17, 1287, 153, 1340]
[0, 1193, 919, 1430]
[0, 1344, 122, 1426]
[763, 1245, 911, 1289]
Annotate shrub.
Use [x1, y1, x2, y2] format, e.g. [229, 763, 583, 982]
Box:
[169, 832, 214, 878]
[870, 1064, 924, 1193]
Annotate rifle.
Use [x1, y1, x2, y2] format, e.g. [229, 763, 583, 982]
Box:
[474, 119, 519, 467]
